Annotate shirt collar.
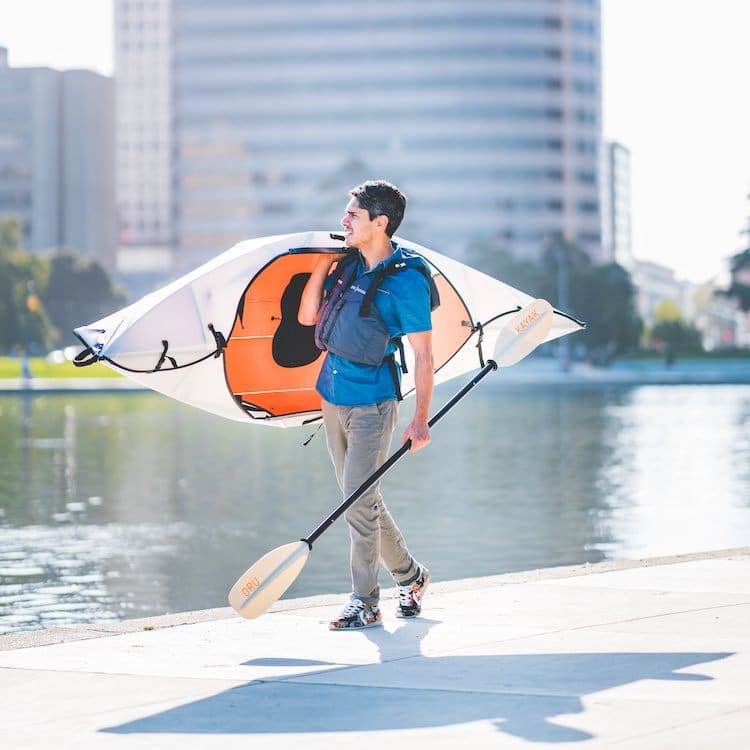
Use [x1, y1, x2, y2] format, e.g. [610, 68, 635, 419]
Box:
[362, 240, 403, 273]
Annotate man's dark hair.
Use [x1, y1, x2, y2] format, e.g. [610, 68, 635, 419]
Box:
[349, 180, 407, 237]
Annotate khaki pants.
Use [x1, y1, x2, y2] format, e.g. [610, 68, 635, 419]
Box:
[322, 398, 420, 605]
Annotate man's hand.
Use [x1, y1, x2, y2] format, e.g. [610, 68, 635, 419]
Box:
[402, 417, 431, 452]
[298, 253, 348, 326]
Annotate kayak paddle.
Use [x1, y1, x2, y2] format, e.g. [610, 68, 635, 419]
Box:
[228, 298, 554, 619]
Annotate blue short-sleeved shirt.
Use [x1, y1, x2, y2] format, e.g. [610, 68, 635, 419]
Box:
[316, 243, 432, 406]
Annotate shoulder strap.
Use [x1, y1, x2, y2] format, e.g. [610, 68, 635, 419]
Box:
[325, 252, 359, 299]
[359, 255, 440, 317]
[359, 263, 399, 317]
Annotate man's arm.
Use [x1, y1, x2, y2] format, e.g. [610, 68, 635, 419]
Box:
[401, 330, 434, 452]
[298, 254, 345, 325]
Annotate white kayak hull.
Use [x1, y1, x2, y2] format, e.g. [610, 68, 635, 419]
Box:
[74, 231, 584, 427]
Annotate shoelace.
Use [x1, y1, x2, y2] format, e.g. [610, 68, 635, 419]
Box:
[398, 583, 416, 606]
[341, 599, 366, 617]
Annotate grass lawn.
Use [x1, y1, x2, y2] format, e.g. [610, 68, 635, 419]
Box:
[0, 356, 122, 379]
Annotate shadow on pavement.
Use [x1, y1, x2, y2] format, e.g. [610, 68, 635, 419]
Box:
[102, 617, 732, 742]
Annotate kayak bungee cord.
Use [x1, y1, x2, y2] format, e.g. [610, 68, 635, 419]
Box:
[72, 323, 227, 373]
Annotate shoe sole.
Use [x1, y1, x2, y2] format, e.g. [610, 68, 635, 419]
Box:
[328, 619, 382, 631]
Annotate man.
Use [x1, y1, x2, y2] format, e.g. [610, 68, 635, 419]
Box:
[298, 180, 433, 630]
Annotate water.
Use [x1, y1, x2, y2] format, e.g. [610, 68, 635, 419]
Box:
[1, 382, 749, 634]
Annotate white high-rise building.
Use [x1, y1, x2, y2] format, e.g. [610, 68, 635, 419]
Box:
[601, 140, 633, 269]
[114, 0, 173, 278]
[0, 48, 115, 267]
[116, 0, 603, 274]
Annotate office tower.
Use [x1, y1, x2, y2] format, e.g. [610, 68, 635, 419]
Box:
[0, 48, 115, 267]
[601, 140, 633, 269]
[0, 50, 61, 251]
[114, 0, 173, 280]
[61, 71, 117, 269]
[116, 0, 603, 273]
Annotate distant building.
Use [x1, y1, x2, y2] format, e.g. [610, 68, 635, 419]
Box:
[60, 71, 116, 268]
[601, 140, 633, 269]
[0, 48, 116, 268]
[631, 260, 693, 324]
[115, 0, 604, 276]
[114, 0, 173, 281]
[692, 281, 746, 350]
[0, 54, 60, 251]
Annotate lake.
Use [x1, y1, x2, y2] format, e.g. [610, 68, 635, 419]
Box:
[1, 379, 749, 634]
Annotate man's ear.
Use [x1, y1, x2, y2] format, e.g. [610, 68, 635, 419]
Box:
[376, 215, 389, 233]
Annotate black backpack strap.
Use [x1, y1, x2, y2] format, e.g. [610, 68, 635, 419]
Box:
[325, 252, 359, 299]
[358, 253, 439, 399]
[359, 262, 403, 317]
[395, 338, 407, 374]
[359, 257, 440, 319]
[386, 353, 404, 401]
[401, 251, 441, 311]
[425, 269, 440, 311]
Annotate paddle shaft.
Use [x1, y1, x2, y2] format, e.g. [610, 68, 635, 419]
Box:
[303, 358, 498, 546]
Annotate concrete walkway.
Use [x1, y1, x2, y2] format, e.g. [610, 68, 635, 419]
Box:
[1, 548, 749, 749]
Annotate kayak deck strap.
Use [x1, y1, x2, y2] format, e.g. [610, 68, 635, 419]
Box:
[77, 323, 228, 374]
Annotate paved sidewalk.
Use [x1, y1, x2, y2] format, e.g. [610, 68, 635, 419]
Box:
[1, 549, 749, 749]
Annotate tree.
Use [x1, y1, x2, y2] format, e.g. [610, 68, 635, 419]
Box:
[719, 194, 750, 311]
[648, 300, 703, 354]
[574, 262, 642, 356]
[543, 240, 642, 361]
[41, 251, 127, 347]
[0, 219, 56, 353]
[0, 219, 127, 353]
[466, 237, 546, 307]
[468, 236, 643, 361]
[722, 248, 750, 312]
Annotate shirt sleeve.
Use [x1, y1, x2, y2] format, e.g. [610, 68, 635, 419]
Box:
[394, 268, 433, 334]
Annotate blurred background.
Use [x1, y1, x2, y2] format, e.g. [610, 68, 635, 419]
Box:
[1, 1, 749, 634]
[1, 0, 749, 355]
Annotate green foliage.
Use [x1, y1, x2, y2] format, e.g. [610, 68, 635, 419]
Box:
[577, 262, 642, 355]
[0, 219, 127, 353]
[468, 238, 544, 298]
[0, 219, 57, 352]
[652, 299, 684, 324]
[721, 247, 750, 312]
[642, 297, 708, 356]
[41, 251, 127, 347]
[649, 320, 704, 354]
[0, 356, 121, 379]
[467, 236, 643, 359]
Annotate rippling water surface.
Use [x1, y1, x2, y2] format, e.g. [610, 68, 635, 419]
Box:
[1, 382, 749, 634]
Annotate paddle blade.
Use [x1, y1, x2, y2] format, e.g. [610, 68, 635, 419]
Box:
[228, 540, 310, 619]
[492, 299, 554, 367]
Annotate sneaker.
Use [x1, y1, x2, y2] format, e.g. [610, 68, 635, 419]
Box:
[396, 567, 430, 618]
[329, 599, 382, 630]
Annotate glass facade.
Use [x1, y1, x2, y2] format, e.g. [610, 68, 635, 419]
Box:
[118, 0, 603, 270]
[0, 66, 59, 251]
[601, 141, 633, 269]
[0, 60, 114, 265]
[115, 0, 173, 272]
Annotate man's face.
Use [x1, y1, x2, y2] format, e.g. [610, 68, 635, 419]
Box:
[340, 197, 382, 248]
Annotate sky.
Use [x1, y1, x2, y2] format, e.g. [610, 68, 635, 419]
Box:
[1, 0, 749, 284]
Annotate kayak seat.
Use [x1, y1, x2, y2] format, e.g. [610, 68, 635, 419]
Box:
[272, 272, 324, 368]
